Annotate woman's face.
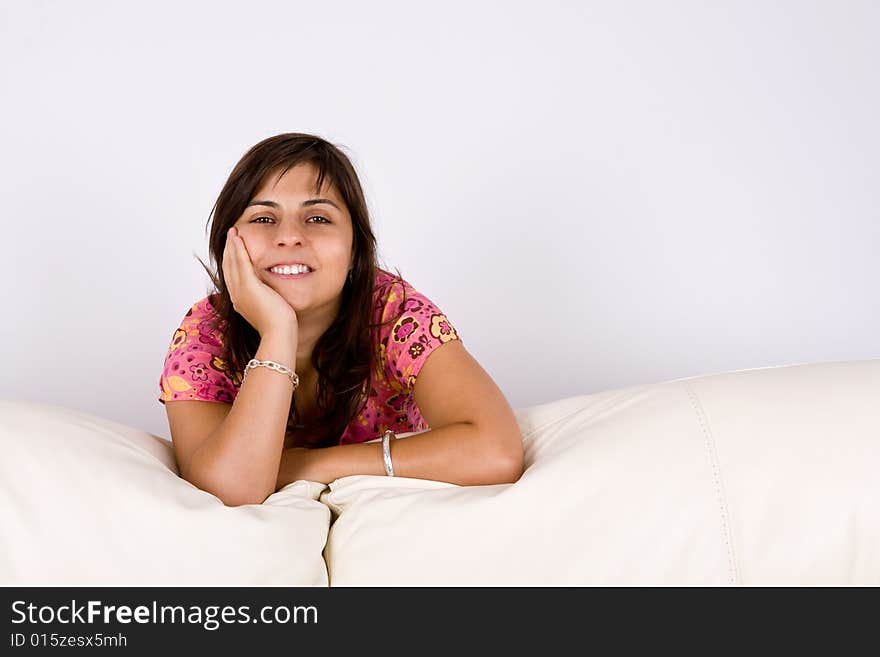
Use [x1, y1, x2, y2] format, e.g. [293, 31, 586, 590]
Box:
[232, 162, 354, 317]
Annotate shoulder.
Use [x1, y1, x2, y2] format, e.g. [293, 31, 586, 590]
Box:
[188, 293, 222, 324]
[159, 293, 237, 405]
[372, 268, 404, 301]
[372, 269, 443, 321]
[172, 294, 214, 327]
[187, 293, 225, 332]
[371, 269, 462, 391]
[167, 294, 226, 353]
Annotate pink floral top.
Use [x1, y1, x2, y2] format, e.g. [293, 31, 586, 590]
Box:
[158, 269, 462, 445]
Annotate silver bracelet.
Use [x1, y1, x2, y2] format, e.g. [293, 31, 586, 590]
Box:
[381, 429, 398, 477]
[241, 358, 300, 390]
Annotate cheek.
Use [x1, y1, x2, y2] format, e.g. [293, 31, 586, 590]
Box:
[237, 232, 266, 262]
[236, 224, 259, 242]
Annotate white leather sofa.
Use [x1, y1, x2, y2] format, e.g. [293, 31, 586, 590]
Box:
[1, 358, 877, 586]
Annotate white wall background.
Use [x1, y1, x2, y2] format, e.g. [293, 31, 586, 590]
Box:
[1, 0, 877, 442]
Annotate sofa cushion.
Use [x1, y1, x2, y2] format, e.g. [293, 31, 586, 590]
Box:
[320, 359, 880, 585]
[0, 399, 330, 586]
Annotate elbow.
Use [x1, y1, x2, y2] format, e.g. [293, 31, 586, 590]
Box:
[220, 494, 265, 507]
[470, 422, 524, 485]
[217, 483, 273, 507]
[489, 438, 524, 485]
[179, 460, 269, 507]
[496, 454, 524, 484]
[215, 486, 270, 507]
[183, 477, 263, 507]
[501, 424, 525, 483]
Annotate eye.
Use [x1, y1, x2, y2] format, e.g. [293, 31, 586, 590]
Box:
[250, 216, 330, 224]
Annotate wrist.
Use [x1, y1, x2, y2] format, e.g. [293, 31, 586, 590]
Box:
[256, 331, 298, 369]
[260, 326, 298, 346]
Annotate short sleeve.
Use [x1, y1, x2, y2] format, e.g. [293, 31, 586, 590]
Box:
[157, 297, 240, 405]
[379, 279, 463, 394]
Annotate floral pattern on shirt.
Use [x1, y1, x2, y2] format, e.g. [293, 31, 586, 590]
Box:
[158, 269, 461, 444]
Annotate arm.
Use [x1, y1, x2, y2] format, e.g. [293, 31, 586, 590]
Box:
[276, 422, 517, 488]
[186, 328, 297, 506]
[275, 340, 524, 487]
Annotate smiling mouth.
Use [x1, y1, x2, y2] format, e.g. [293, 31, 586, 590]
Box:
[267, 268, 313, 279]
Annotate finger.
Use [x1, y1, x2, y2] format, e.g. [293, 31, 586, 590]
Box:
[222, 228, 239, 289]
[234, 231, 256, 271]
[222, 229, 235, 273]
[233, 231, 262, 281]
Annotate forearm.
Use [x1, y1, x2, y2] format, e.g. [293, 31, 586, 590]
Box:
[277, 422, 523, 488]
[187, 330, 296, 506]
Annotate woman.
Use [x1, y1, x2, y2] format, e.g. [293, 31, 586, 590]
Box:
[158, 133, 523, 506]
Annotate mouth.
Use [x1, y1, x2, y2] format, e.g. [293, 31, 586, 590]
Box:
[266, 268, 313, 280]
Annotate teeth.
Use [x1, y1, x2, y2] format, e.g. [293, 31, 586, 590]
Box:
[270, 265, 311, 275]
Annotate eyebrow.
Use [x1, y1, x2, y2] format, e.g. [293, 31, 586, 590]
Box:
[245, 198, 342, 211]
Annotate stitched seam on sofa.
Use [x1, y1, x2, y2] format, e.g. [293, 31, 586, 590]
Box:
[682, 381, 740, 585]
[520, 385, 654, 442]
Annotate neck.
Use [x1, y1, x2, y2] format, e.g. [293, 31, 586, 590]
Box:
[292, 295, 342, 378]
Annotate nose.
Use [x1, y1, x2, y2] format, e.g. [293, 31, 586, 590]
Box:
[273, 219, 305, 247]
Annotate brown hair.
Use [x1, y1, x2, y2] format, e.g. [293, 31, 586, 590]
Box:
[195, 132, 408, 448]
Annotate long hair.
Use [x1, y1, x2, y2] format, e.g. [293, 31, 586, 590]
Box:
[195, 133, 408, 448]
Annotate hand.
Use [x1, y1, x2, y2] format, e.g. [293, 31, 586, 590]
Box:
[222, 226, 299, 339]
